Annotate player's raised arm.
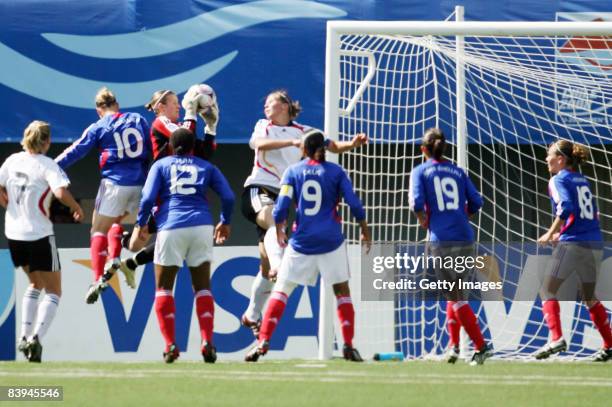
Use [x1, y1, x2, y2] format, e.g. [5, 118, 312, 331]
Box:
[54, 125, 97, 170]
[327, 133, 368, 154]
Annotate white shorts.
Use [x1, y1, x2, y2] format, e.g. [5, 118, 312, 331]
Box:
[95, 179, 141, 218]
[154, 225, 214, 267]
[545, 243, 602, 284]
[277, 243, 350, 287]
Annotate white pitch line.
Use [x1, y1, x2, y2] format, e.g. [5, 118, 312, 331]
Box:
[1, 368, 611, 388]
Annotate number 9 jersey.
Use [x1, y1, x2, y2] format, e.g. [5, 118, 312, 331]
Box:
[55, 112, 151, 186]
[409, 158, 483, 242]
[548, 168, 601, 242]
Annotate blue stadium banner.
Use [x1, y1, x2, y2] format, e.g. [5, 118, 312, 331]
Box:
[0, 1, 610, 144]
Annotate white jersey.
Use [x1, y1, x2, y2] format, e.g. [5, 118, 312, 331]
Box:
[0, 152, 70, 241]
[244, 119, 311, 189]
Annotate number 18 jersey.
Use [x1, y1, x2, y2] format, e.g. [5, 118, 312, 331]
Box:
[409, 158, 483, 242]
[548, 169, 601, 242]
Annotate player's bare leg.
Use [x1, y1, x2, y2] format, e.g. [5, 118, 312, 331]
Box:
[155, 265, 180, 363]
[333, 281, 363, 362]
[190, 262, 217, 363]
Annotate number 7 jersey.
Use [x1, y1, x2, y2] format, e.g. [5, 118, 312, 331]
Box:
[409, 158, 483, 242]
[548, 169, 601, 242]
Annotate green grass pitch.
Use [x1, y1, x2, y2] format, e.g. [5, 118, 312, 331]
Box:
[1, 359, 611, 406]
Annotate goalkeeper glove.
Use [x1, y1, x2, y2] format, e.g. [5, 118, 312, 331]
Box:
[181, 86, 200, 121]
[200, 100, 219, 136]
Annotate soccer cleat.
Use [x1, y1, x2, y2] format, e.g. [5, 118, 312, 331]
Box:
[244, 340, 269, 362]
[592, 348, 612, 362]
[535, 338, 567, 360]
[26, 335, 42, 363]
[343, 344, 364, 362]
[470, 343, 493, 366]
[17, 337, 29, 359]
[163, 344, 179, 364]
[201, 341, 217, 364]
[119, 260, 136, 289]
[446, 346, 460, 364]
[241, 314, 261, 339]
[85, 280, 108, 304]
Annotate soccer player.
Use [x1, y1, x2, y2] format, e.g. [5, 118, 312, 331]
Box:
[535, 140, 612, 362]
[118, 87, 219, 280]
[244, 129, 370, 362]
[132, 128, 234, 363]
[55, 88, 150, 302]
[240, 89, 367, 337]
[0, 121, 84, 362]
[408, 128, 492, 365]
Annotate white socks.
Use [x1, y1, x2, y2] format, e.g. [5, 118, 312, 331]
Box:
[244, 271, 274, 322]
[32, 293, 60, 340]
[20, 287, 40, 339]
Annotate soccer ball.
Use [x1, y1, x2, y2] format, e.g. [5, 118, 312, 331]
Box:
[192, 84, 215, 113]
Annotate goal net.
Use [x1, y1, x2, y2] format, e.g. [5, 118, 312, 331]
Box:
[324, 19, 612, 360]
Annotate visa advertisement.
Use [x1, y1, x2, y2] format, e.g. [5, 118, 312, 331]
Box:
[1, 246, 611, 361]
[0, 1, 610, 144]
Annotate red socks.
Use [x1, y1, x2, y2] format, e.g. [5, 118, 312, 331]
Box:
[446, 301, 461, 348]
[195, 290, 215, 343]
[259, 291, 288, 342]
[155, 290, 176, 348]
[543, 299, 563, 341]
[454, 302, 485, 351]
[107, 223, 124, 259]
[90, 233, 108, 281]
[589, 301, 612, 349]
[336, 296, 355, 347]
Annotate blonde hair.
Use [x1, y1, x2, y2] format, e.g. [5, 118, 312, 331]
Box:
[145, 90, 175, 114]
[95, 87, 118, 109]
[21, 120, 51, 154]
[553, 139, 590, 169]
[268, 90, 302, 120]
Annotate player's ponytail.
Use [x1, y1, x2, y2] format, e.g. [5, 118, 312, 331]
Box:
[269, 90, 302, 120]
[145, 90, 175, 114]
[170, 128, 195, 156]
[95, 87, 118, 109]
[21, 120, 51, 154]
[422, 128, 446, 160]
[303, 129, 326, 162]
[553, 140, 589, 169]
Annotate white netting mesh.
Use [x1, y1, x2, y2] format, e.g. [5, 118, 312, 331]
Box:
[334, 30, 612, 360]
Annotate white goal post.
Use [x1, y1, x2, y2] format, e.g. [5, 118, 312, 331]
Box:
[321, 13, 612, 360]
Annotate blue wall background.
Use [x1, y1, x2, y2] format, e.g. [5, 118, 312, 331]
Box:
[0, 0, 609, 144]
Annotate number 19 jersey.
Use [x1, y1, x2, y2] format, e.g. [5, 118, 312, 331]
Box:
[409, 158, 482, 242]
[548, 169, 601, 242]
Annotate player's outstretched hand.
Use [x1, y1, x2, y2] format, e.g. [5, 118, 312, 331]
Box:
[360, 220, 371, 254]
[537, 231, 553, 245]
[181, 86, 200, 121]
[351, 133, 368, 148]
[201, 101, 219, 136]
[72, 204, 84, 222]
[214, 222, 230, 244]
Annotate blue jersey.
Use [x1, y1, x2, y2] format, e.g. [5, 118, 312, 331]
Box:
[137, 155, 234, 231]
[56, 112, 151, 186]
[273, 159, 365, 255]
[548, 169, 602, 242]
[409, 159, 482, 242]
